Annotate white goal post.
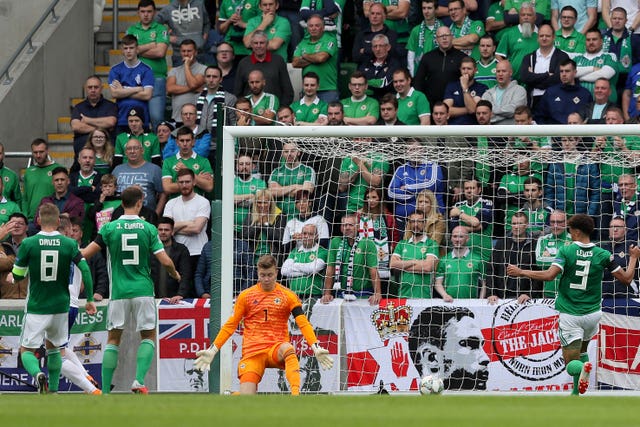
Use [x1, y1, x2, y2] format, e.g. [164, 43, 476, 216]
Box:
[214, 123, 640, 394]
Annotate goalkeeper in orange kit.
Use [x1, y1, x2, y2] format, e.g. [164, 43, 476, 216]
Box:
[194, 254, 333, 395]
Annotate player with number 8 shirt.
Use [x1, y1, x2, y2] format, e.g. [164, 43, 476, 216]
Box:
[507, 214, 640, 396]
[14, 203, 96, 394]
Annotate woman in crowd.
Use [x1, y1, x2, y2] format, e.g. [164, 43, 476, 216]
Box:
[415, 189, 446, 254]
[356, 187, 400, 288]
[240, 189, 287, 278]
[83, 127, 114, 175]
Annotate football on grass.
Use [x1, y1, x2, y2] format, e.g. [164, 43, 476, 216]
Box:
[419, 375, 444, 395]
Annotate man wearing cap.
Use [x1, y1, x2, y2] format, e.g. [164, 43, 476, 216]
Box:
[113, 106, 162, 168]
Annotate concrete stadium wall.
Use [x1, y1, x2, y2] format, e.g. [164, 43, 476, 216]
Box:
[0, 0, 51, 71]
[0, 0, 93, 172]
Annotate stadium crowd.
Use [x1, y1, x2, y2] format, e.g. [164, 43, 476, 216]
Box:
[3, 0, 640, 307]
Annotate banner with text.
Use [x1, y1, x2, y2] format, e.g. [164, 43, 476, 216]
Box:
[598, 298, 640, 390]
[343, 298, 596, 393]
[0, 306, 107, 392]
[157, 299, 211, 392]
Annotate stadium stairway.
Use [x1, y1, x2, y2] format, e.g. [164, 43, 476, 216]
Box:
[46, 0, 353, 161]
[46, 0, 169, 168]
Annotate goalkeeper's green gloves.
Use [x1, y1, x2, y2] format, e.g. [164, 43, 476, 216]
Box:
[312, 342, 334, 370]
[194, 344, 219, 372]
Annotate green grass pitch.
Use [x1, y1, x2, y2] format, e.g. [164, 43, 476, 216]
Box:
[2, 394, 639, 427]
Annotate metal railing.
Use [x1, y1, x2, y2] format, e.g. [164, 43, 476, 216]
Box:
[0, 0, 62, 85]
[112, 0, 119, 50]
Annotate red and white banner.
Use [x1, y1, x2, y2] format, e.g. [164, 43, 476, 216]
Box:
[157, 299, 211, 392]
[598, 306, 640, 390]
[157, 298, 606, 393]
[343, 298, 596, 392]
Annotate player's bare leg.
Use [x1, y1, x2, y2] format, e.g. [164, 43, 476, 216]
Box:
[239, 380, 259, 394]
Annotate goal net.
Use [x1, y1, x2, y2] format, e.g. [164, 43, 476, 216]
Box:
[214, 123, 640, 394]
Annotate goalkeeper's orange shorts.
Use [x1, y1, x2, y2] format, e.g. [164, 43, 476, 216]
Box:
[238, 342, 287, 384]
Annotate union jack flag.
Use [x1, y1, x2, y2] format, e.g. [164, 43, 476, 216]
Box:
[158, 299, 211, 359]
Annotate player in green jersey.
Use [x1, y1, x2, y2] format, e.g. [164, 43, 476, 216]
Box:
[14, 203, 96, 394]
[507, 214, 640, 395]
[82, 186, 180, 394]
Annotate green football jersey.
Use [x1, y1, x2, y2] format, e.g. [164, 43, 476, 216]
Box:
[499, 171, 543, 229]
[536, 231, 572, 297]
[115, 132, 161, 163]
[14, 231, 84, 314]
[327, 236, 378, 292]
[574, 52, 618, 102]
[393, 236, 440, 298]
[291, 98, 329, 123]
[379, 0, 410, 42]
[396, 88, 431, 125]
[450, 17, 484, 58]
[0, 166, 21, 206]
[234, 175, 267, 230]
[0, 199, 20, 225]
[475, 59, 498, 89]
[219, 0, 261, 56]
[126, 21, 170, 77]
[248, 93, 280, 123]
[245, 14, 291, 60]
[454, 198, 493, 261]
[407, 21, 441, 72]
[340, 154, 389, 213]
[341, 96, 380, 120]
[518, 203, 552, 237]
[285, 245, 328, 296]
[162, 153, 214, 197]
[293, 33, 339, 91]
[554, 29, 586, 56]
[553, 242, 618, 315]
[436, 248, 485, 298]
[486, 2, 506, 42]
[268, 163, 315, 217]
[98, 215, 164, 300]
[22, 163, 62, 221]
[496, 25, 539, 80]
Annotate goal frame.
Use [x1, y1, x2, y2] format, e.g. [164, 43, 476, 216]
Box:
[215, 123, 640, 393]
